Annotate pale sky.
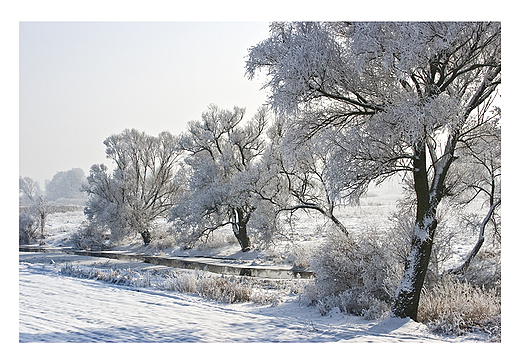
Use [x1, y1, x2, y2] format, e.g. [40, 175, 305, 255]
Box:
[19, 22, 271, 187]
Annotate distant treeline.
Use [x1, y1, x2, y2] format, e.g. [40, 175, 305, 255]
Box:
[19, 204, 84, 214]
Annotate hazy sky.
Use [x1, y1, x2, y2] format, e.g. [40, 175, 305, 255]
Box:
[19, 22, 271, 187]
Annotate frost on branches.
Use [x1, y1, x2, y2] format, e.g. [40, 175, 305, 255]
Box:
[169, 105, 272, 252]
[256, 116, 351, 236]
[84, 129, 182, 245]
[247, 22, 501, 320]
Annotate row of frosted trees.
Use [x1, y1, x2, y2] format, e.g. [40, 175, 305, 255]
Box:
[83, 22, 501, 321]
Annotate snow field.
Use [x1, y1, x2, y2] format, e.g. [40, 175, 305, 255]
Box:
[16, 180, 501, 348]
[19, 260, 474, 344]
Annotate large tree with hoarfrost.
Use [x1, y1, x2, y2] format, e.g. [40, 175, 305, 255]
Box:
[246, 22, 501, 320]
[169, 105, 269, 252]
[84, 129, 182, 245]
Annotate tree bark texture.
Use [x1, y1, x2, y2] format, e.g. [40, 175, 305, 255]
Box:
[392, 215, 437, 320]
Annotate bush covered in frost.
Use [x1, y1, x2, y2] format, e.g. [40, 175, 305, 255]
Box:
[19, 212, 39, 244]
[417, 275, 500, 340]
[304, 227, 402, 319]
[69, 222, 110, 250]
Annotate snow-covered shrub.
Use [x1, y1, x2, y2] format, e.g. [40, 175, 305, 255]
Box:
[314, 288, 390, 320]
[19, 212, 39, 244]
[284, 242, 317, 270]
[159, 271, 283, 305]
[60, 263, 286, 306]
[305, 227, 401, 319]
[69, 222, 110, 250]
[60, 264, 151, 287]
[164, 271, 284, 305]
[417, 275, 500, 339]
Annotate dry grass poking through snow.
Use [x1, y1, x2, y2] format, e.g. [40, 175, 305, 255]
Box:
[60, 264, 304, 306]
[417, 276, 501, 340]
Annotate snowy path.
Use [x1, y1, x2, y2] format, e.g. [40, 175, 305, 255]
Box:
[19, 260, 477, 343]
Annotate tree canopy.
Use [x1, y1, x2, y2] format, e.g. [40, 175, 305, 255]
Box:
[246, 21, 501, 320]
[169, 105, 269, 251]
[84, 129, 182, 245]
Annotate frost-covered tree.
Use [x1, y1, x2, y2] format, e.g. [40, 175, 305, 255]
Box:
[84, 129, 182, 245]
[34, 195, 51, 238]
[19, 176, 50, 239]
[45, 168, 87, 202]
[19, 176, 42, 205]
[246, 22, 500, 320]
[169, 105, 268, 252]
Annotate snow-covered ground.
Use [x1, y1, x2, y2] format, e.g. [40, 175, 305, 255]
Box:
[19, 255, 481, 343]
[15, 180, 504, 354]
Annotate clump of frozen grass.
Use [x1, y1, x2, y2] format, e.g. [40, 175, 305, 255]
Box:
[417, 275, 501, 340]
[60, 264, 151, 287]
[159, 271, 198, 293]
[159, 271, 253, 302]
[196, 275, 253, 303]
[60, 264, 286, 306]
[162, 272, 282, 305]
[304, 226, 401, 320]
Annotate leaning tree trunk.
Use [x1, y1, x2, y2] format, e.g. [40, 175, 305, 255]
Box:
[140, 230, 152, 246]
[392, 146, 439, 321]
[231, 208, 252, 252]
[326, 211, 350, 237]
[392, 212, 437, 320]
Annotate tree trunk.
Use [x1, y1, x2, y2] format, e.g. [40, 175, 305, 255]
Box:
[140, 230, 152, 246]
[232, 208, 252, 252]
[327, 212, 350, 237]
[40, 212, 46, 239]
[235, 222, 252, 252]
[392, 145, 438, 321]
[392, 214, 437, 320]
